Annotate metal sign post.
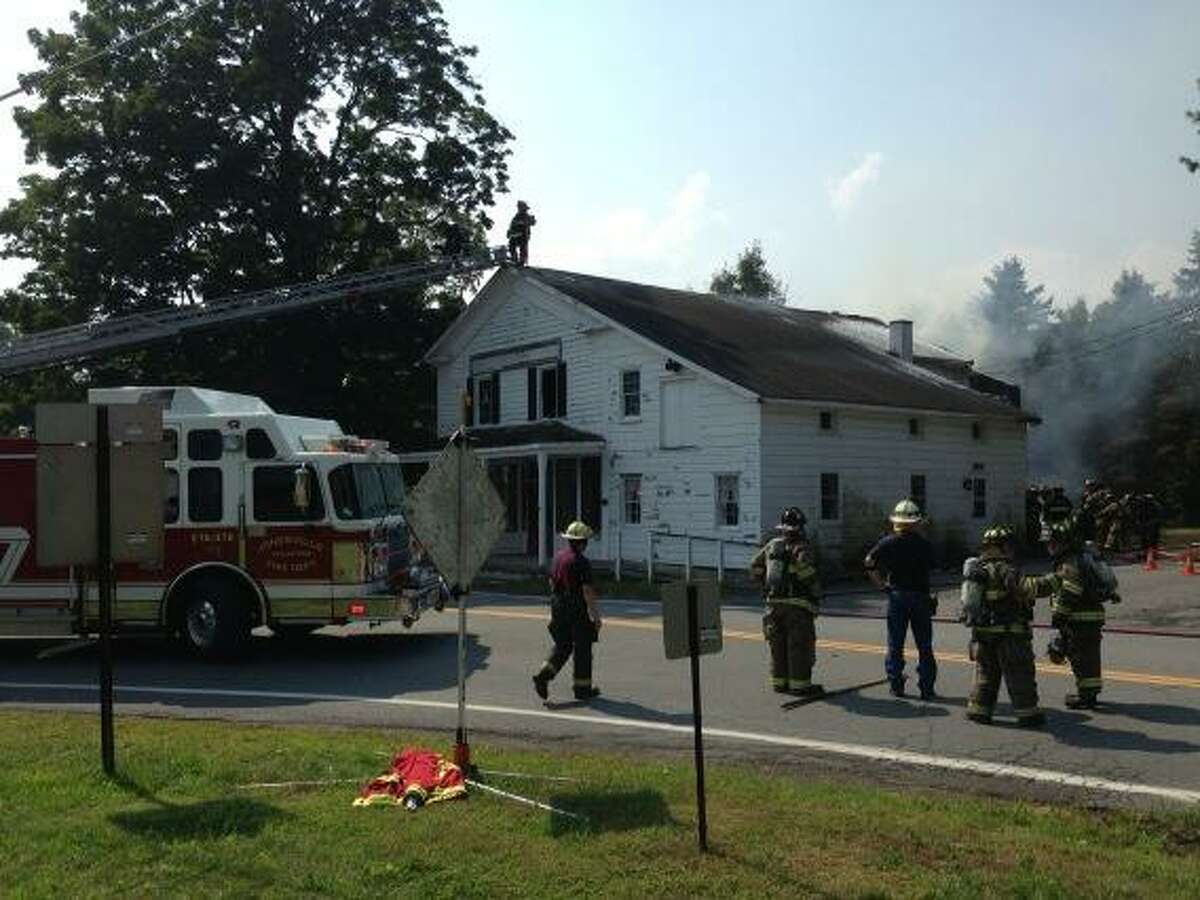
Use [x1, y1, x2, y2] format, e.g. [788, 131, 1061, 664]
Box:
[35, 402, 163, 779]
[686, 584, 708, 852]
[661, 580, 722, 853]
[96, 406, 114, 775]
[402, 428, 506, 772]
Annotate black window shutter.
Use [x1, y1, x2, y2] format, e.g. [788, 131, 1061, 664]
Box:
[491, 373, 501, 424]
[556, 362, 567, 417]
[465, 376, 475, 426]
[527, 367, 537, 420]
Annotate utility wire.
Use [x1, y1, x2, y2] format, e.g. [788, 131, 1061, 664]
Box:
[986, 300, 1200, 379]
[0, 0, 221, 103]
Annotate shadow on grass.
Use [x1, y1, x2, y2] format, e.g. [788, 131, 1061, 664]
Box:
[110, 775, 287, 840]
[547, 789, 675, 837]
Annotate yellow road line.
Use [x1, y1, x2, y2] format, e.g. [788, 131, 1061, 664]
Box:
[472, 608, 1200, 690]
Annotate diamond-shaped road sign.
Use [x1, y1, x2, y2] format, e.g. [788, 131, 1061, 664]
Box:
[403, 435, 506, 590]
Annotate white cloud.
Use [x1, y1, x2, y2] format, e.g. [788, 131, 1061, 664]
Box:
[514, 170, 723, 278]
[828, 151, 883, 217]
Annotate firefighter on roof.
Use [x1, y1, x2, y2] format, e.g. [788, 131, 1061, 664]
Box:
[533, 520, 602, 702]
[750, 507, 824, 697]
[1024, 515, 1118, 710]
[960, 525, 1044, 727]
[507, 200, 536, 267]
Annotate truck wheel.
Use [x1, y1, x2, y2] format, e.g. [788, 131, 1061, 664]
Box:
[178, 577, 252, 659]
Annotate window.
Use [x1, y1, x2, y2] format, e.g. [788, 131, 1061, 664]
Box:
[246, 428, 276, 459]
[910, 474, 926, 514]
[529, 363, 566, 420]
[327, 463, 406, 520]
[819, 410, 835, 432]
[660, 379, 698, 447]
[971, 421, 984, 441]
[188, 468, 223, 522]
[164, 468, 179, 524]
[621, 369, 641, 417]
[476, 372, 501, 425]
[622, 475, 642, 524]
[715, 474, 739, 527]
[973, 478, 987, 518]
[908, 417, 923, 438]
[187, 429, 222, 461]
[253, 465, 326, 522]
[820, 472, 840, 520]
[163, 429, 178, 461]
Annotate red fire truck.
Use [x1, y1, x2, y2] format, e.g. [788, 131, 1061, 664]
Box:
[0, 385, 437, 656]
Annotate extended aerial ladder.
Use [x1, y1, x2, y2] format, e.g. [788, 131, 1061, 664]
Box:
[0, 245, 509, 376]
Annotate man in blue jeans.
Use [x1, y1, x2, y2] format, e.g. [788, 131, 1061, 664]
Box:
[864, 499, 938, 700]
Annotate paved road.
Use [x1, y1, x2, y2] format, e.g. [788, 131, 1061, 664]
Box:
[2, 593, 1198, 808]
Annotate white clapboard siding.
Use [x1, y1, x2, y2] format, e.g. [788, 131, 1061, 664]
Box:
[760, 403, 1028, 562]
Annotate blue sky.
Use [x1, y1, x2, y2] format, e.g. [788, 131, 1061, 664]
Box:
[1, 1, 1196, 341]
[444, 0, 1199, 332]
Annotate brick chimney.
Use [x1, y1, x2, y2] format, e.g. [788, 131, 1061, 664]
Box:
[888, 320, 913, 362]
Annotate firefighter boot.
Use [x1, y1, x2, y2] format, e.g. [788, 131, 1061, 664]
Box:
[532, 667, 552, 701]
[889, 676, 907, 698]
[1064, 692, 1098, 710]
[966, 711, 993, 725]
[573, 686, 601, 701]
[1016, 711, 1047, 728]
[791, 683, 825, 698]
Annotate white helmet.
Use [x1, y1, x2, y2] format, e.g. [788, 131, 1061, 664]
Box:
[889, 498, 923, 525]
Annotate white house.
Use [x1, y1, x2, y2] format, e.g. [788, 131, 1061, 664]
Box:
[401, 266, 1036, 571]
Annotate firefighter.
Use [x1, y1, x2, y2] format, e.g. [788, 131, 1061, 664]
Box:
[506, 200, 536, 267]
[864, 499, 938, 700]
[1024, 516, 1110, 710]
[532, 520, 602, 702]
[1135, 493, 1163, 553]
[749, 507, 823, 697]
[961, 525, 1044, 727]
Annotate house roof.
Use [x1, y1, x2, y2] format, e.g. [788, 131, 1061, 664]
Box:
[403, 421, 604, 454]
[526, 268, 1030, 420]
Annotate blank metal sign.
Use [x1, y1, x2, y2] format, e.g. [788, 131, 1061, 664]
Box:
[660, 580, 723, 660]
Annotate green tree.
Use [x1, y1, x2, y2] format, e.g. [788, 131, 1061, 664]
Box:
[709, 241, 787, 303]
[0, 0, 511, 444]
[974, 257, 1053, 369]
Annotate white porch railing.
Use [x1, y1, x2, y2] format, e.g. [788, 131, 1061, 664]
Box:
[630, 530, 759, 584]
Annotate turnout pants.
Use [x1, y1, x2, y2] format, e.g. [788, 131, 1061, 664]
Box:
[539, 595, 595, 692]
[968, 634, 1040, 720]
[763, 603, 816, 691]
[1061, 621, 1103, 698]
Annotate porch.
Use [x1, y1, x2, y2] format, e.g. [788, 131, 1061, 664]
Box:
[399, 422, 605, 568]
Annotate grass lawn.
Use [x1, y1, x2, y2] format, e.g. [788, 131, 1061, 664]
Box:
[2, 710, 1198, 898]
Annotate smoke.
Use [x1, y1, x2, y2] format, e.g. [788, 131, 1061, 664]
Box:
[960, 262, 1192, 493]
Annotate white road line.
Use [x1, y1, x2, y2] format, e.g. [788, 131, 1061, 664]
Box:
[3, 680, 1199, 805]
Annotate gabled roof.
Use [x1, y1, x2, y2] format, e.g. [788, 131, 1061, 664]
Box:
[526, 268, 1029, 420]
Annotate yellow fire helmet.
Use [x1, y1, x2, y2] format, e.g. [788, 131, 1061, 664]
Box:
[560, 520, 594, 541]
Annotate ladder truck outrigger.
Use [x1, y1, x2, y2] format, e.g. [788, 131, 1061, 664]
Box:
[0, 246, 508, 656]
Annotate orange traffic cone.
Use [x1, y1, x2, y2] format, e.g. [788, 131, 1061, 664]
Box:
[1183, 546, 1197, 577]
[1143, 547, 1159, 571]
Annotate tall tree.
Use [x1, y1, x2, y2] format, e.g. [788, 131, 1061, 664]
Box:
[973, 257, 1053, 370]
[0, 0, 511, 444]
[709, 241, 787, 303]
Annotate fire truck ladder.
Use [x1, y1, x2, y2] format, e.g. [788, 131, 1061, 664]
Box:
[0, 245, 509, 376]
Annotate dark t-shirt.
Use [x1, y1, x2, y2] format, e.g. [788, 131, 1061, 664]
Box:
[866, 531, 935, 593]
[550, 545, 592, 601]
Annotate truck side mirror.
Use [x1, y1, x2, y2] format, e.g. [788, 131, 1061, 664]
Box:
[293, 466, 313, 512]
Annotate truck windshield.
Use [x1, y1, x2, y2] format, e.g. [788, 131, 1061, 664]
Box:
[328, 463, 406, 521]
